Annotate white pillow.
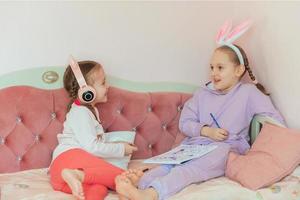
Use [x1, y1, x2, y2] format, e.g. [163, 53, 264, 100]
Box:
[104, 131, 136, 170]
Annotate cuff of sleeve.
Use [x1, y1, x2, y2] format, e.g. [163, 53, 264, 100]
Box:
[120, 143, 125, 157]
[191, 123, 205, 137]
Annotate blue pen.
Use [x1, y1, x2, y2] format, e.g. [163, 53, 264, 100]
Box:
[210, 113, 221, 128]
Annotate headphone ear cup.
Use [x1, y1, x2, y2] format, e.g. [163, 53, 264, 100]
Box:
[78, 86, 96, 104]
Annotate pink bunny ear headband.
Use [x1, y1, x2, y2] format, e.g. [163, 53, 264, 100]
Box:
[215, 20, 252, 66]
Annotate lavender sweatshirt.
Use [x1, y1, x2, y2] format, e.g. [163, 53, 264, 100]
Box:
[179, 81, 285, 154]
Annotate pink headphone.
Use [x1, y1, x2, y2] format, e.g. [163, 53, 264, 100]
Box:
[69, 56, 96, 104]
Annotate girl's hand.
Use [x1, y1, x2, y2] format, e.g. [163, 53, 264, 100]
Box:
[124, 143, 138, 156]
[201, 126, 228, 141]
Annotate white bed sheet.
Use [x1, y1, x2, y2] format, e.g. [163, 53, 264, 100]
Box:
[1, 160, 300, 200]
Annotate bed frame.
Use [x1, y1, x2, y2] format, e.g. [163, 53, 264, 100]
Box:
[0, 67, 291, 200]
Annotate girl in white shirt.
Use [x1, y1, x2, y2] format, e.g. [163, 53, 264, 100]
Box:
[50, 60, 137, 200]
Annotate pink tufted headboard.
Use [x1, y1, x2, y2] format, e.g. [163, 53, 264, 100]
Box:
[0, 86, 191, 173]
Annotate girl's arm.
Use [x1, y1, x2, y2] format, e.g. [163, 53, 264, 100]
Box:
[70, 107, 125, 158]
[247, 85, 286, 125]
[179, 89, 207, 137]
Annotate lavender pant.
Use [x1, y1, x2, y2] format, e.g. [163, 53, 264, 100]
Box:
[138, 142, 232, 200]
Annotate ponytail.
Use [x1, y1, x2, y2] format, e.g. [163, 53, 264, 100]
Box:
[235, 45, 269, 95]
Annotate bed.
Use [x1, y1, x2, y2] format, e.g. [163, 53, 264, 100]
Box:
[0, 67, 299, 200]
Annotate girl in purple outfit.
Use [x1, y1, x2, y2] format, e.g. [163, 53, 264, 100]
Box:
[115, 21, 285, 200]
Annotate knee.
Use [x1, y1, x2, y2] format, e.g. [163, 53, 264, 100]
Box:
[205, 143, 231, 168]
[214, 142, 231, 155]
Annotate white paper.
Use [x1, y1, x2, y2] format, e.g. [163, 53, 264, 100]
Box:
[144, 144, 218, 164]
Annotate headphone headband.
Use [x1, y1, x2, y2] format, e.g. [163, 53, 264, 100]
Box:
[69, 56, 88, 89]
[68, 55, 96, 104]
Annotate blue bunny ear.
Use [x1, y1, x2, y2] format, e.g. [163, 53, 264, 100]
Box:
[225, 19, 252, 44]
[215, 20, 232, 44]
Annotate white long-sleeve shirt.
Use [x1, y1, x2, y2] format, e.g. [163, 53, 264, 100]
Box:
[52, 103, 125, 161]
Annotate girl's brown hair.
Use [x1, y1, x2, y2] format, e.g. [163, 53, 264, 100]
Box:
[216, 45, 269, 95]
[63, 60, 102, 118]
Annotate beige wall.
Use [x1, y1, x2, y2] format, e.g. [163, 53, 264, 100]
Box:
[0, 1, 299, 128]
[231, 2, 300, 129]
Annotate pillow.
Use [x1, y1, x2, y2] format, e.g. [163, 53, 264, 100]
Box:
[104, 131, 136, 170]
[225, 123, 300, 190]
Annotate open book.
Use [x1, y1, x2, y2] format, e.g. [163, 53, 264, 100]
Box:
[143, 144, 218, 165]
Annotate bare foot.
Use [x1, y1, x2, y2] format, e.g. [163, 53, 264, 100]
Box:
[115, 175, 158, 200]
[122, 169, 144, 187]
[61, 169, 85, 200]
[118, 194, 129, 200]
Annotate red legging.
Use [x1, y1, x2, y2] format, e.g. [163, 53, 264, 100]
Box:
[50, 148, 124, 200]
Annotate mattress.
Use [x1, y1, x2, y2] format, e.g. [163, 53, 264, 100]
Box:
[1, 160, 300, 200]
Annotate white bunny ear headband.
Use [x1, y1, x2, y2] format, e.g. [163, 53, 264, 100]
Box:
[215, 20, 252, 66]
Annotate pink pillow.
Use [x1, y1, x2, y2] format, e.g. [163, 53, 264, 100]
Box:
[225, 123, 300, 190]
